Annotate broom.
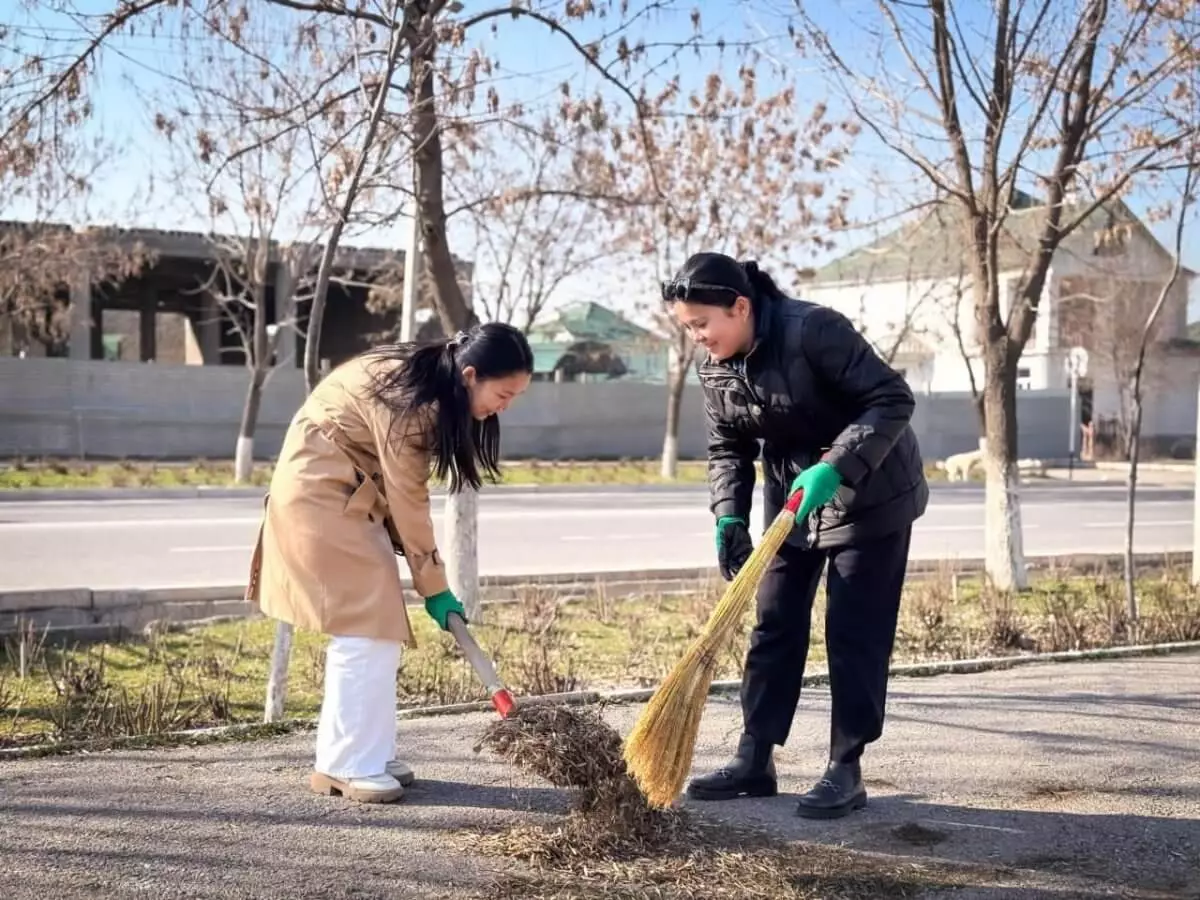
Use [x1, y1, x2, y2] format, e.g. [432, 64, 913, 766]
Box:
[622, 489, 805, 808]
[447, 611, 517, 718]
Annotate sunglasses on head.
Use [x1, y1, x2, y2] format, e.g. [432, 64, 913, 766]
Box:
[660, 277, 741, 303]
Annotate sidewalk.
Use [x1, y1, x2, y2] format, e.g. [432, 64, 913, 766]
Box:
[1, 653, 1197, 899]
[1042, 462, 1196, 485]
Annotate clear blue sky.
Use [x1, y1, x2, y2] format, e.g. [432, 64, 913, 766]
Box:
[6, 0, 1198, 319]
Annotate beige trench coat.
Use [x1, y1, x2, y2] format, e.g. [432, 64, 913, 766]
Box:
[244, 353, 449, 647]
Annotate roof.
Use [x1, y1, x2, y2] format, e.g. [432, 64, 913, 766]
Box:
[803, 193, 1186, 286]
[528, 301, 657, 344]
[0, 219, 474, 276]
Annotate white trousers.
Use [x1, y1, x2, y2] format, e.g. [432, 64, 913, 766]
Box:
[314, 635, 402, 780]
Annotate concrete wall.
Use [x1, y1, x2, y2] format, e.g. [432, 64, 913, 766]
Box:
[0, 357, 1076, 462]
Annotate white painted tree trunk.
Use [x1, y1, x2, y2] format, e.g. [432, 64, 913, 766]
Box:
[660, 433, 679, 479]
[660, 338, 688, 480]
[234, 435, 254, 484]
[983, 451, 1027, 591]
[263, 619, 293, 722]
[444, 486, 480, 620]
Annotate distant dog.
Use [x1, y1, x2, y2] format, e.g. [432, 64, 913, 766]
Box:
[936, 449, 984, 482]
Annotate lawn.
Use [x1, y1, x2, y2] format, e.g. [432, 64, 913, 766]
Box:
[3, 564, 1198, 750]
[0, 456, 961, 490]
[0, 457, 713, 489]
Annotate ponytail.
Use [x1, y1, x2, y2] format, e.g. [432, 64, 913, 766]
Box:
[664, 252, 788, 313]
[362, 337, 488, 493]
[362, 322, 533, 494]
[739, 259, 785, 304]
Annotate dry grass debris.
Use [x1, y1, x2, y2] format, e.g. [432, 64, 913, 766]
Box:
[471, 703, 1016, 899]
[474, 702, 689, 860]
[477, 820, 1022, 900]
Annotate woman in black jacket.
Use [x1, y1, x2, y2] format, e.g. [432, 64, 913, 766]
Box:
[663, 251, 929, 819]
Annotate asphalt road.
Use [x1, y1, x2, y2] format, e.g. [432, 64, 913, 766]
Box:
[1, 653, 1197, 899]
[0, 483, 1195, 591]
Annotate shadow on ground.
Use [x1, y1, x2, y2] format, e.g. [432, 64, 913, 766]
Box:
[0, 654, 1196, 900]
[459, 770, 1199, 900]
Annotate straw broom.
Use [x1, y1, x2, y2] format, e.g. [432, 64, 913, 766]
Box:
[622, 489, 805, 809]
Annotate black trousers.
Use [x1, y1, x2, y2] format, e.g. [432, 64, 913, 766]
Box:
[740, 525, 912, 764]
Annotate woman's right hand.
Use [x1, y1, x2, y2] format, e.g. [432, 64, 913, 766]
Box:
[424, 589, 467, 631]
[715, 515, 754, 581]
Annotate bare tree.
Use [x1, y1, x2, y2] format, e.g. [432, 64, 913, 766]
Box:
[0, 115, 151, 357]
[596, 68, 855, 477]
[1058, 276, 1173, 456]
[152, 28, 334, 483]
[2, 0, 758, 681]
[1122, 155, 1198, 631]
[793, 0, 1200, 589]
[302, 1, 410, 392]
[132, 7, 411, 721]
[943, 261, 985, 430]
[446, 122, 616, 334]
[393, 1, 742, 612]
[0, 223, 152, 357]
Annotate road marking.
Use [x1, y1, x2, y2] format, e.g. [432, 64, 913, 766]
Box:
[1082, 519, 1193, 528]
[560, 532, 711, 542]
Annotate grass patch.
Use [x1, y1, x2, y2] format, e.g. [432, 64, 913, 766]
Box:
[3, 562, 1199, 750]
[0, 456, 959, 490]
[0, 457, 713, 490]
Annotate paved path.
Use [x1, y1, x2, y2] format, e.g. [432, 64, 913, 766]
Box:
[1, 653, 1196, 899]
[0, 483, 1194, 590]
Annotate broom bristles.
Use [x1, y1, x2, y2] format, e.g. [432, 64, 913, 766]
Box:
[623, 503, 802, 808]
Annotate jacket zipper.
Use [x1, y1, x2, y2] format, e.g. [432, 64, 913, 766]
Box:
[739, 345, 820, 546]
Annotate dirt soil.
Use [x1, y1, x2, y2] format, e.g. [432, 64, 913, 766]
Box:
[0, 653, 1196, 900]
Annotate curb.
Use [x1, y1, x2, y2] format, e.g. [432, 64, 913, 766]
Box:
[0, 478, 1110, 503]
[3, 549, 1194, 623]
[2, 639, 1196, 761]
[0, 568, 723, 609]
[1093, 460, 1194, 473]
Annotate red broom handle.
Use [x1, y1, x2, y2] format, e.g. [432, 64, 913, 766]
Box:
[784, 489, 804, 514]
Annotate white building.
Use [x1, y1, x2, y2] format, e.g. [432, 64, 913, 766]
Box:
[799, 194, 1199, 458]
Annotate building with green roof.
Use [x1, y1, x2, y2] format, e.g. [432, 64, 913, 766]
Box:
[525, 300, 675, 383]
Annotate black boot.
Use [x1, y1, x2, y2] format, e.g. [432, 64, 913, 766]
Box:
[685, 733, 777, 802]
[795, 758, 867, 819]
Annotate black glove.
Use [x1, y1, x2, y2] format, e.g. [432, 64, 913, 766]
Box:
[715, 515, 754, 581]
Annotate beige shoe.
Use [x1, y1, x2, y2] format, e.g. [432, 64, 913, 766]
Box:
[385, 760, 416, 787]
[310, 771, 404, 803]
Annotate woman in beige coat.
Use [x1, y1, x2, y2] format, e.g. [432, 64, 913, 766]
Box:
[245, 322, 534, 804]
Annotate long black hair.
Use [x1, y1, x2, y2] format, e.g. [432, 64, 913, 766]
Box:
[661, 251, 786, 311]
[362, 322, 534, 493]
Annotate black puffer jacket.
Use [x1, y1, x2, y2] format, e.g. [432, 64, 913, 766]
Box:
[699, 295, 928, 549]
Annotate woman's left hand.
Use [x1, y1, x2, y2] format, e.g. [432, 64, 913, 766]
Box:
[789, 462, 842, 522]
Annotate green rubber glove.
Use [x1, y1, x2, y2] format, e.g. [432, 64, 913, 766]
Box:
[715, 515, 753, 581]
[424, 589, 466, 631]
[788, 461, 842, 522]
